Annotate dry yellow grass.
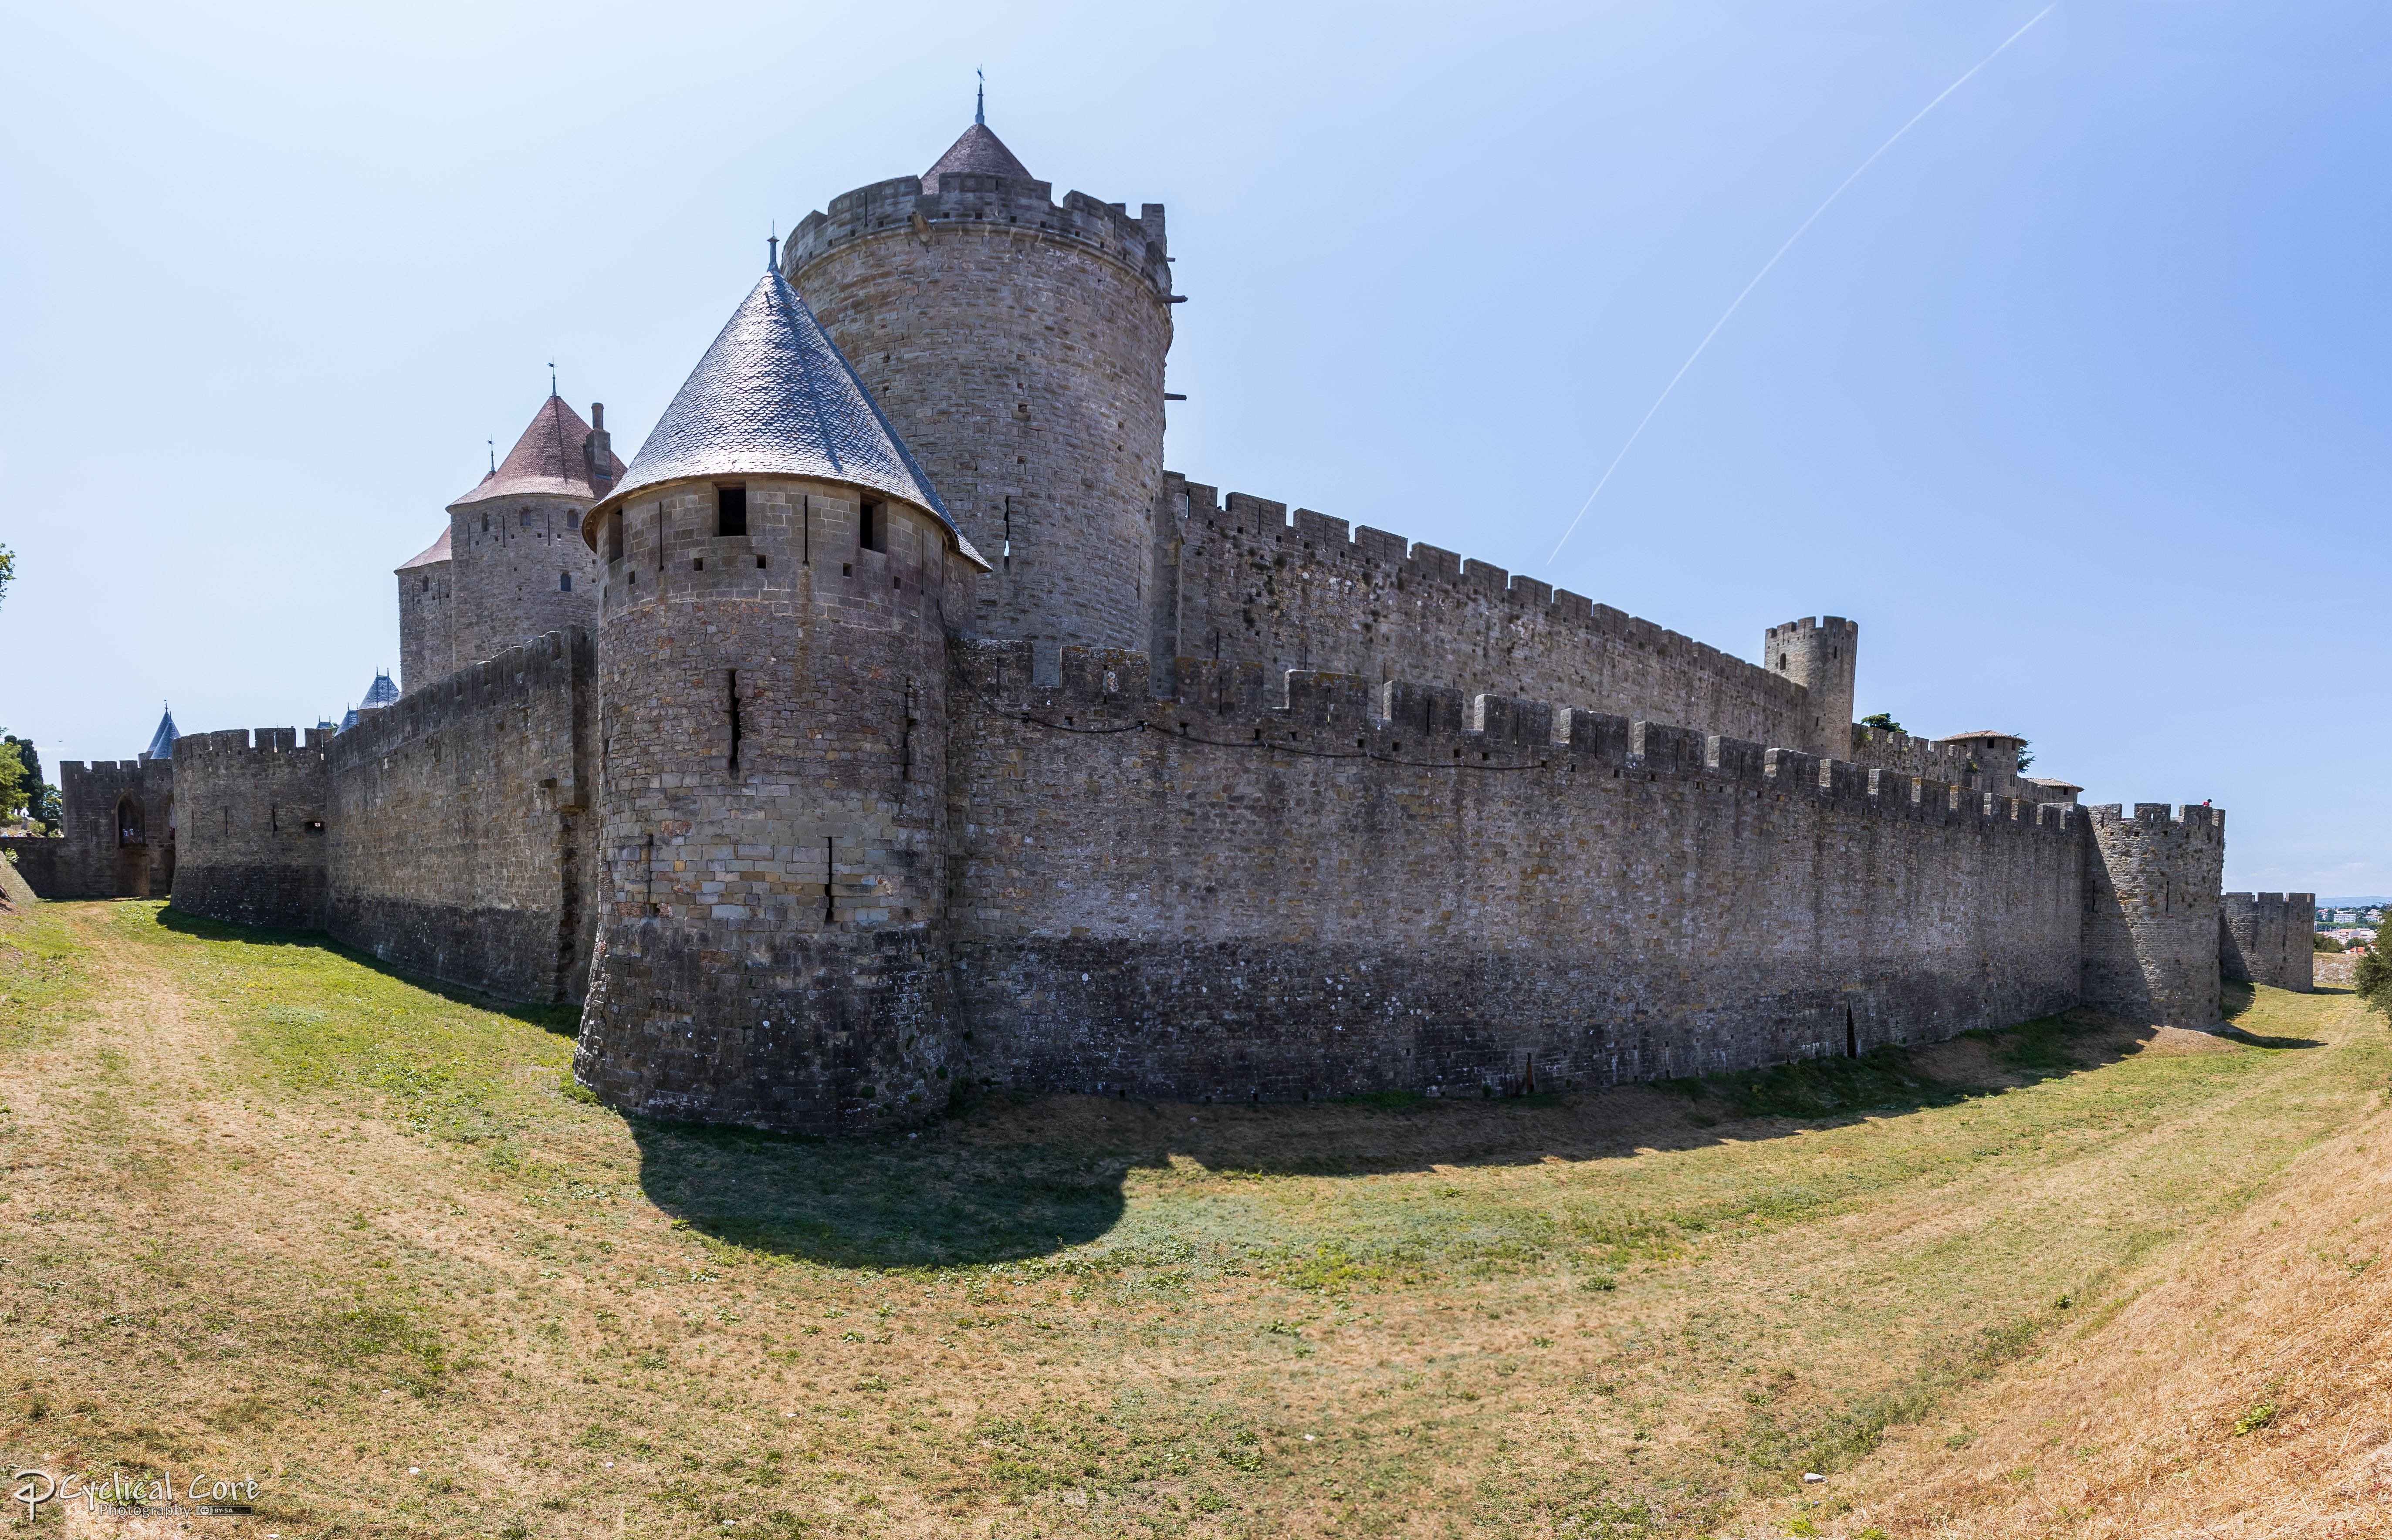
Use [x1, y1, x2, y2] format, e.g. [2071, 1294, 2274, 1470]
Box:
[1729, 984, 2392, 1539]
[0, 899, 2381, 1539]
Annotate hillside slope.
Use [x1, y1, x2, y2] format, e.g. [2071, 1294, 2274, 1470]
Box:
[1759, 988, 2391, 1537]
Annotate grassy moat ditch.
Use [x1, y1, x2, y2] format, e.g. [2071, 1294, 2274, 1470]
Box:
[0, 899, 2378, 1538]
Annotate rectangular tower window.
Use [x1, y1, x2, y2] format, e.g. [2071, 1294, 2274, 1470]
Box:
[605, 510, 624, 562]
[717, 485, 748, 537]
[860, 500, 887, 553]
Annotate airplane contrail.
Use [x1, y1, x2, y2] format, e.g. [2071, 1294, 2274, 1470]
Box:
[1546, 6, 2058, 569]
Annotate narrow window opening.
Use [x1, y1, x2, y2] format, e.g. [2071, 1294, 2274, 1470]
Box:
[1779, 653, 1788, 670]
[860, 500, 887, 553]
[802, 494, 811, 565]
[756, 554, 768, 569]
[824, 837, 836, 924]
[605, 510, 624, 562]
[1845, 1006, 1857, 1060]
[693, 557, 704, 571]
[271, 804, 278, 833]
[559, 571, 572, 592]
[716, 485, 748, 537]
[842, 563, 853, 578]
[727, 669, 742, 776]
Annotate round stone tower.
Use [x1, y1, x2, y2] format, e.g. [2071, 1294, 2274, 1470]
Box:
[2081, 802, 2225, 1028]
[1763, 615, 1859, 757]
[570, 264, 989, 1133]
[782, 114, 1172, 656]
[433, 395, 621, 686]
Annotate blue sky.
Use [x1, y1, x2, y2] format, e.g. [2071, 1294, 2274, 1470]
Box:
[1, 1, 2383, 893]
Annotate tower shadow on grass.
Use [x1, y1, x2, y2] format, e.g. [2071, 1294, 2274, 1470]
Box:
[134, 905, 2323, 1270]
[627, 1008, 2262, 1267]
[626, 1114, 1138, 1268]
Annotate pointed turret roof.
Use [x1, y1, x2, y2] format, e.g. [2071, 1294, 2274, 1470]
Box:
[362, 670, 399, 709]
[921, 123, 1032, 193]
[145, 705, 179, 762]
[396, 527, 452, 571]
[598, 268, 981, 563]
[450, 396, 626, 509]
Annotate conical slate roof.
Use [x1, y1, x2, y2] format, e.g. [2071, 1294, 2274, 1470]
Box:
[340, 671, 399, 735]
[450, 396, 625, 509]
[921, 123, 1032, 192]
[601, 269, 979, 562]
[145, 705, 179, 761]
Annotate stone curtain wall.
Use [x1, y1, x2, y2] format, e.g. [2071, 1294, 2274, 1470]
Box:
[2221, 891, 2316, 992]
[170, 731, 329, 928]
[446, 495, 602, 679]
[2081, 804, 2226, 1028]
[1154, 477, 1814, 749]
[788, 172, 1173, 655]
[325, 630, 599, 1003]
[0, 838, 64, 898]
[943, 642, 2086, 1103]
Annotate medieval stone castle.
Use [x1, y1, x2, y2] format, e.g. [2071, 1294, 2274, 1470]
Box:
[5, 117, 2318, 1132]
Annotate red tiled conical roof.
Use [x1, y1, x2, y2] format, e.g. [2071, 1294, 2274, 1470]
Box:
[921, 123, 1032, 193]
[449, 396, 626, 508]
[395, 527, 452, 571]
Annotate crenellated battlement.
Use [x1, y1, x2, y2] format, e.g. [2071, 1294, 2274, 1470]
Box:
[2222, 891, 2316, 915]
[958, 642, 2078, 839]
[1162, 476, 1812, 742]
[785, 173, 1171, 299]
[326, 628, 587, 768]
[58, 758, 177, 781]
[2084, 802, 2226, 834]
[171, 727, 330, 762]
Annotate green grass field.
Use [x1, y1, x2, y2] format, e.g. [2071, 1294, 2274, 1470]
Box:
[0, 898, 2377, 1537]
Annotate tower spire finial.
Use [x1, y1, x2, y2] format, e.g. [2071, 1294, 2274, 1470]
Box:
[768, 221, 779, 272]
[549, 360, 558, 398]
[975, 68, 984, 126]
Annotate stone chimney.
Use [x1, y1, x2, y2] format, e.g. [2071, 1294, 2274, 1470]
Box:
[585, 402, 613, 492]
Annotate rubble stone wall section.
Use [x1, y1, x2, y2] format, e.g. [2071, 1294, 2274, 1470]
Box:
[942, 642, 2089, 1103]
[0, 838, 64, 898]
[324, 629, 599, 1003]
